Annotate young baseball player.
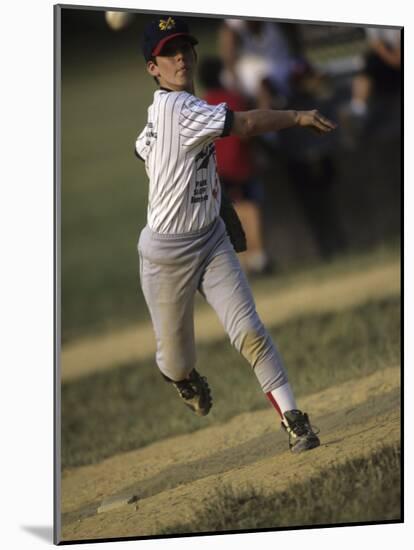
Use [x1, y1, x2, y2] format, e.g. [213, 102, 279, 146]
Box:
[135, 15, 337, 453]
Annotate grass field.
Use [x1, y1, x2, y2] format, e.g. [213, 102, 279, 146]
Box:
[159, 444, 401, 534]
[61, 295, 400, 470]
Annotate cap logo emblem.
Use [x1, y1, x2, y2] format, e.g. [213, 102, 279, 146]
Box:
[159, 17, 176, 31]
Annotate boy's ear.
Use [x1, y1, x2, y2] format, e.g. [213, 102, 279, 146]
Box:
[146, 59, 161, 78]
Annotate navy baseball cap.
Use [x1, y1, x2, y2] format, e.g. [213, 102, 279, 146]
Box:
[142, 15, 198, 61]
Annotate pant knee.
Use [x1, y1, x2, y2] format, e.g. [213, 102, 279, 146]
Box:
[237, 327, 273, 368]
[236, 326, 288, 392]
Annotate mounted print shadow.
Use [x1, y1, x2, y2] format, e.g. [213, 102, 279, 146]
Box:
[54, 4, 402, 545]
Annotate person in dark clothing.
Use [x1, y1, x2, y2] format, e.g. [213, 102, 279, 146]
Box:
[278, 67, 348, 260]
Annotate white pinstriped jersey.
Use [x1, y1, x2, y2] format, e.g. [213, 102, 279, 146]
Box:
[135, 89, 232, 234]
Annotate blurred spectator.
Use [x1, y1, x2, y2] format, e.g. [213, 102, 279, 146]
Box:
[277, 67, 348, 260]
[199, 56, 273, 276]
[218, 19, 308, 109]
[218, 19, 330, 159]
[218, 19, 345, 260]
[340, 27, 401, 145]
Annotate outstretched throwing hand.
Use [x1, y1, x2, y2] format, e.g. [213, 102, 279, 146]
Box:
[296, 109, 338, 134]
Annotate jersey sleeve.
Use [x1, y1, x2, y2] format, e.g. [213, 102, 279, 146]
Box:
[135, 128, 148, 162]
[179, 95, 233, 149]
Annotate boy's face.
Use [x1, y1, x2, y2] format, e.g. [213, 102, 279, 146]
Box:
[146, 36, 197, 92]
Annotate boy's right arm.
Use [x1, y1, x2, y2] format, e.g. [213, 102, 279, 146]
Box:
[230, 109, 337, 138]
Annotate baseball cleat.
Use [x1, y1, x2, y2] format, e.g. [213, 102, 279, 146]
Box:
[282, 410, 320, 453]
[163, 369, 212, 416]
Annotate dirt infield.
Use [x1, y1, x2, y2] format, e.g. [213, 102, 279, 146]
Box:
[60, 365, 400, 541]
[61, 260, 400, 382]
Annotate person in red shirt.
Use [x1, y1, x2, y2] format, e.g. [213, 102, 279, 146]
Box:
[199, 56, 273, 276]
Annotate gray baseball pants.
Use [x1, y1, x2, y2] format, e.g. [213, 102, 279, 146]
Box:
[137, 216, 288, 393]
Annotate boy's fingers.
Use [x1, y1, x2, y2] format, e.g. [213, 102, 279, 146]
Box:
[316, 114, 337, 130]
[313, 119, 332, 133]
[298, 111, 337, 132]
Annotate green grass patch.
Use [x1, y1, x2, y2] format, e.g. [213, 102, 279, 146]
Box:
[159, 444, 401, 534]
[61, 296, 400, 470]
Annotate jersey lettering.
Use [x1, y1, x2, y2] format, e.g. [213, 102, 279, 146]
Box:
[135, 90, 227, 233]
